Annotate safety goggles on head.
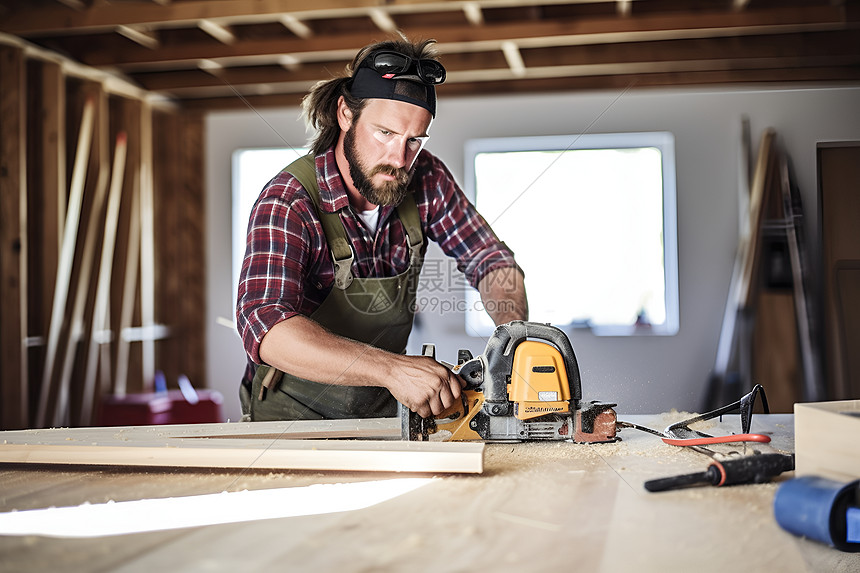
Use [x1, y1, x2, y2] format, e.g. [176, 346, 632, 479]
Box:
[360, 51, 447, 85]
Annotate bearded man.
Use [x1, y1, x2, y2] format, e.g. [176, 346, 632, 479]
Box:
[236, 36, 528, 421]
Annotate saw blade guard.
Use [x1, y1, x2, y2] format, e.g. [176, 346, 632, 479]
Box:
[483, 321, 582, 406]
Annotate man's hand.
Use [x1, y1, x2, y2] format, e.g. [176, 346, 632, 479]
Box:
[260, 317, 466, 419]
[383, 355, 466, 419]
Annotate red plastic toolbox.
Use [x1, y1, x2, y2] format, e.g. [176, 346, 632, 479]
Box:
[97, 389, 224, 426]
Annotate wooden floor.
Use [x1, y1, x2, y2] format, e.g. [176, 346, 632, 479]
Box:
[0, 414, 857, 572]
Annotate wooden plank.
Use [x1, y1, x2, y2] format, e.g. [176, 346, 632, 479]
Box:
[140, 101, 156, 390]
[114, 176, 141, 397]
[738, 128, 775, 310]
[0, 46, 28, 430]
[0, 419, 482, 473]
[36, 94, 95, 428]
[110, 97, 142, 397]
[80, 132, 127, 425]
[0, 441, 483, 473]
[778, 151, 823, 402]
[53, 86, 109, 427]
[3, 417, 402, 441]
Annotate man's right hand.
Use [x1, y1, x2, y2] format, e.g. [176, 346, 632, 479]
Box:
[260, 317, 466, 419]
[384, 355, 466, 419]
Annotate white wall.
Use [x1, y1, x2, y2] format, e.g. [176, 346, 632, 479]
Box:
[206, 85, 860, 421]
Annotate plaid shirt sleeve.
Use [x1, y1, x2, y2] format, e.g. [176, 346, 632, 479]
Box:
[416, 151, 522, 288]
[235, 171, 324, 365]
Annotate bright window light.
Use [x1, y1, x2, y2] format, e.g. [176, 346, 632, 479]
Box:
[232, 148, 308, 305]
[464, 132, 678, 336]
[0, 478, 432, 538]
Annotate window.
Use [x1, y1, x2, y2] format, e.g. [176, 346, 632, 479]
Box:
[231, 148, 308, 304]
[464, 132, 678, 336]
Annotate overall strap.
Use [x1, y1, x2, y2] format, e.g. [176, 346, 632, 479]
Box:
[395, 193, 424, 265]
[285, 154, 355, 289]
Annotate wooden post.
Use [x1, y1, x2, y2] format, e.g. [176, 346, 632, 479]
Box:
[0, 46, 28, 430]
[25, 60, 66, 418]
[179, 112, 206, 386]
[40, 60, 66, 284]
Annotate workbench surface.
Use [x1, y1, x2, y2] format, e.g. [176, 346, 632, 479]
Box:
[1, 413, 857, 572]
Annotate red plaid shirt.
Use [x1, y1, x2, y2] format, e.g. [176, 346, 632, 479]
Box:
[237, 147, 519, 384]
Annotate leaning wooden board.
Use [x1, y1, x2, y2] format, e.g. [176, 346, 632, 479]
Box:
[0, 418, 483, 474]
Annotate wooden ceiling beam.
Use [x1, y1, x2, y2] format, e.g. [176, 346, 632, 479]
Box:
[279, 15, 314, 39]
[116, 25, 160, 50]
[73, 6, 847, 68]
[155, 54, 860, 100]
[197, 20, 236, 45]
[463, 2, 485, 26]
[179, 65, 860, 111]
[128, 30, 860, 93]
[132, 61, 350, 91]
[0, 0, 618, 36]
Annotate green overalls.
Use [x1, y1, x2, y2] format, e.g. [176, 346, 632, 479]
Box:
[242, 155, 425, 421]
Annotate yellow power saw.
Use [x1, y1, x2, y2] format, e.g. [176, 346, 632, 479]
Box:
[401, 321, 618, 443]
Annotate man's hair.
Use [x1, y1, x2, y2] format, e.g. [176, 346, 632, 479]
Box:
[302, 35, 440, 156]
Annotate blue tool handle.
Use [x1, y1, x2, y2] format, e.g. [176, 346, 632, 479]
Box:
[774, 476, 860, 552]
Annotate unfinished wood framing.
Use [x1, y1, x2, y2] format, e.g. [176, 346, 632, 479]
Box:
[0, 45, 29, 430]
[0, 38, 207, 428]
[153, 109, 206, 388]
[0, 419, 484, 473]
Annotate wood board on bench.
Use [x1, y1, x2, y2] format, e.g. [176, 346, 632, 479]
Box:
[0, 418, 484, 474]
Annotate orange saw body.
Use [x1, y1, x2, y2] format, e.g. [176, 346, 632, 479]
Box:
[401, 321, 617, 443]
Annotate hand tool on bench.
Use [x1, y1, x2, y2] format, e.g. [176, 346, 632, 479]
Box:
[618, 384, 791, 491]
[401, 321, 618, 443]
[617, 383, 772, 449]
[644, 452, 795, 492]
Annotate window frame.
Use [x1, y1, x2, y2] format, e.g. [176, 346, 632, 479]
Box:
[463, 131, 679, 337]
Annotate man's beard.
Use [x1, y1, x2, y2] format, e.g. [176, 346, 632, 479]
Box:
[343, 125, 411, 206]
